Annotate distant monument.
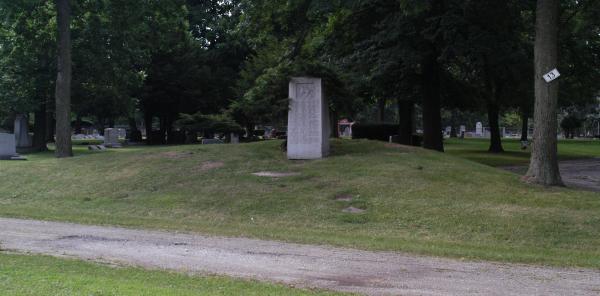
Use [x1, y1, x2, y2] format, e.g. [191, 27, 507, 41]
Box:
[287, 77, 330, 159]
[14, 114, 32, 148]
[475, 122, 483, 136]
[104, 128, 122, 148]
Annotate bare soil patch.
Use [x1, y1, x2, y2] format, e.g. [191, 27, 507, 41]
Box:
[252, 171, 301, 178]
[198, 161, 225, 171]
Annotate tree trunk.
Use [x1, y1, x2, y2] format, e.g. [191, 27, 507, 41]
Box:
[377, 98, 386, 123]
[144, 112, 153, 144]
[520, 110, 529, 142]
[398, 99, 413, 145]
[33, 101, 48, 151]
[525, 0, 563, 186]
[422, 54, 444, 152]
[487, 102, 504, 153]
[54, 0, 73, 158]
[331, 111, 339, 138]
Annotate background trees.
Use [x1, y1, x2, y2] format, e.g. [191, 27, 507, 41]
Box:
[0, 0, 598, 171]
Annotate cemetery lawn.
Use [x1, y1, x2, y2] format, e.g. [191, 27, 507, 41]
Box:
[0, 253, 340, 295]
[1, 139, 600, 268]
[445, 138, 599, 166]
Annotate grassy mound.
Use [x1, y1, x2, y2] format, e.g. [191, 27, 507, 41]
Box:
[1, 139, 599, 268]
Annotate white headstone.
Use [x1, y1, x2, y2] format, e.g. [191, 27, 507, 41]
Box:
[475, 122, 483, 136]
[104, 128, 122, 148]
[14, 114, 32, 148]
[287, 77, 330, 159]
[0, 133, 17, 159]
[460, 125, 466, 133]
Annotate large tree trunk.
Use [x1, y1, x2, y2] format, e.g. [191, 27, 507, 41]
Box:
[421, 54, 444, 152]
[331, 110, 339, 138]
[520, 109, 529, 142]
[525, 0, 563, 186]
[377, 98, 386, 123]
[397, 99, 413, 145]
[33, 100, 48, 151]
[54, 0, 73, 158]
[487, 102, 504, 153]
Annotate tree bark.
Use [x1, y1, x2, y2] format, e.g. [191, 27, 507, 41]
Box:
[54, 0, 73, 158]
[525, 0, 563, 186]
[520, 110, 529, 142]
[397, 99, 413, 145]
[144, 112, 153, 144]
[422, 54, 444, 152]
[377, 98, 386, 123]
[331, 111, 339, 138]
[33, 101, 48, 151]
[487, 102, 504, 153]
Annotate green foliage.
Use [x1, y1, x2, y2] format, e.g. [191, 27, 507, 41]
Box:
[177, 112, 244, 134]
[351, 124, 400, 142]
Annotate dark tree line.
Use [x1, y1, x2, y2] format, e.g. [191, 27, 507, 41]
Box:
[1, 0, 599, 185]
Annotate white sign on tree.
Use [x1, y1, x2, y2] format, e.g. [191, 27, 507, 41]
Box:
[543, 68, 560, 83]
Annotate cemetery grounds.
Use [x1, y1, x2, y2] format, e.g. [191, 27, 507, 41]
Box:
[1, 138, 599, 294]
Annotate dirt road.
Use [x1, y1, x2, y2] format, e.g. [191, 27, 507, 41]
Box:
[1, 217, 599, 295]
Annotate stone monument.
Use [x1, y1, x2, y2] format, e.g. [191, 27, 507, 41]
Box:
[287, 77, 330, 159]
[0, 133, 24, 160]
[475, 122, 483, 136]
[14, 114, 32, 148]
[104, 128, 122, 148]
[230, 133, 239, 144]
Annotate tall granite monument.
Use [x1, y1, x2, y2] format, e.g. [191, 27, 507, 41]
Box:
[14, 114, 32, 148]
[287, 77, 330, 159]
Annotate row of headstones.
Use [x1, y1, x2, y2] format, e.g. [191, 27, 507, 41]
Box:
[2, 77, 323, 159]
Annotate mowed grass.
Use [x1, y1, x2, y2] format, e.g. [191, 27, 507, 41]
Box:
[445, 138, 600, 166]
[0, 253, 342, 296]
[1, 139, 599, 268]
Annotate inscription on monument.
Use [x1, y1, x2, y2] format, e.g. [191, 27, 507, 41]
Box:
[289, 83, 319, 145]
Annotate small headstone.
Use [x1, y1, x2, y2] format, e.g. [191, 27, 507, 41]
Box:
[104, 128, 122, 148]
[287, 77, 330, 160]
[14, 114, 32, 148]
[201, 138, 224, 145]
[0, 133, 23, 160]
[230, 133, 239, 144]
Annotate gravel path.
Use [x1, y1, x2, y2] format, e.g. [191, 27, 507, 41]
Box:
[502, 158, 600, 192]
[1, 217, 599, 295]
